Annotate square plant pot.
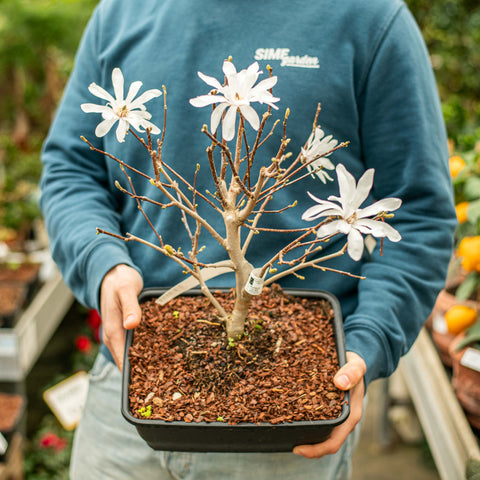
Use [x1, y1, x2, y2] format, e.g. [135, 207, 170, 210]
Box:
[121, 287, 350, 452]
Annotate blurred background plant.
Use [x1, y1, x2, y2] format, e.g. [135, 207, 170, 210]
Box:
[0, 0, 96, 248]
[448, 147, 480, 303]
[406, 0, 480, 150]
[0, 0, 479, 474]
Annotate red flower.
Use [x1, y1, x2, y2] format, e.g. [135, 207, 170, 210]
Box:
[38, 432, 68, 452]
[87, 309, 101, 329]
[75, 335, 93, 353]
[87, 309, 102, 342]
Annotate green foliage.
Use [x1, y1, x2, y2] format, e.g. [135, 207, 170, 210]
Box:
[406, 0, 480, 142]
[0, 134, 43, 232]
[23, 415, 74, 480]
[0, 0, 97, 131]
[0, 0, 96, 237]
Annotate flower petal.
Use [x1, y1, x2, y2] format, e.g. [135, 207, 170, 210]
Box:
[239, 105, 260, 131]
[125, 81, 143, 104]
[198, 71, 223, 90]
[210, 102, 229, 133]
[128, 88, 162, 110]
[347, 228, 365, 261]
[302, 199, 341, 221]
[357, 198, 402, 218]
[112, 68, 124, 102]
[251, 75, 278, 95]
[351, 168, 374, 210]
[94, 117, 117, 138]
[355, 219, 402, 241]
[335, 164, 357, 213]
[190, 94, 226, 107]
[314, 169, 334, 183]
[221, 105, 238, 141]
[315, 220, 344, 238]
[81, 103, 113, 114]
[88, 83, 115, 103]
[115, 119, 130, 143]
[222, 60, 237, 77]
[129, 113, 161, 135]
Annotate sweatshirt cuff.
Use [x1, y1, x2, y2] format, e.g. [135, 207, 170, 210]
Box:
[84, 240, 141, 311]
[343, 320, 392, 388]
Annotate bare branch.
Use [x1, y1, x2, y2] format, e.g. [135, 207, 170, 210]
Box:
[264, 243, 365, 285]
[81, 136, 151, 181]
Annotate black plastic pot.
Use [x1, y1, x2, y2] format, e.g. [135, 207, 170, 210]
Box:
[121, 287, 350, 452]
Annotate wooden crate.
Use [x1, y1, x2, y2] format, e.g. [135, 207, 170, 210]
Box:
[0, 433, 23, 480]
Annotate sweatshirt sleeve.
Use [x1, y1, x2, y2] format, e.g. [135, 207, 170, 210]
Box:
[343, 5, 457, 386]
[40, 5, 140, 311]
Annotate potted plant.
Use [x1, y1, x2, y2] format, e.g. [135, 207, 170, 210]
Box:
[430, 149, 480, 366]
[0, 392, 26, 462]
[449, 321, 480, 430]
[80, 60, 402, 451]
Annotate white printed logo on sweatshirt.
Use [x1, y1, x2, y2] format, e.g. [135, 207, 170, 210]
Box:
[254, 48, 320, 69]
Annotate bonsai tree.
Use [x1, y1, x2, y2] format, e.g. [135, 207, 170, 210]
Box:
[80, 59, 402, 340]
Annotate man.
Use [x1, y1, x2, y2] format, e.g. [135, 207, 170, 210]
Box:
[40, 0, 456, 478]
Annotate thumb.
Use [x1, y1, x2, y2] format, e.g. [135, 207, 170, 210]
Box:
[334, 351, 367, 391]
[118, 286, 142, 330]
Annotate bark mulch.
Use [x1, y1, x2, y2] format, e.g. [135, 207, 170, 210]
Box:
[128, 285, 345, 425]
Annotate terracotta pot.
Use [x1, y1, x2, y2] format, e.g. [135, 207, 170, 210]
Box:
[121, 287, 350, 452]
[429, 269, 479, 367]
[429, 289, 459, 367]
[449, 335, 480, 424]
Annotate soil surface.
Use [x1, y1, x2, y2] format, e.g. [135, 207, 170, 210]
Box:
[0, 393, 24, 432]
[0, 263, 40, 283]
[0, 284, 26, 323]
[128, 285, 345, 425]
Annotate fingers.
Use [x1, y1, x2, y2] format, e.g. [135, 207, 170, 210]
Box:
[100, 264, 143, 370]
[334, 351, 367, 391]
[293, 352, 366, 459]
[119, 281, 143, 330]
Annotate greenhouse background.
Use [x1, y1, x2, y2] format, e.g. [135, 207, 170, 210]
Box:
[0, 0, 479, 478]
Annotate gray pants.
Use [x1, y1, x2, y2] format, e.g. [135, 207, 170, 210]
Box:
[70, 353, 359, 479]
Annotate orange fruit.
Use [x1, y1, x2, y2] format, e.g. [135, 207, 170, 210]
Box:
[444, 305, 478, 335]
[455, 201, 469, 223]
[458, 236, 480, 272]
[449, 155, 466, 178]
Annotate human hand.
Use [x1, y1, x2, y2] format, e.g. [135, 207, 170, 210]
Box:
[99, 264, 144, 370]
[293, 351, 367, 459]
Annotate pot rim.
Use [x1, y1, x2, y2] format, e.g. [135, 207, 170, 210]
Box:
[121, 286, 350, 429]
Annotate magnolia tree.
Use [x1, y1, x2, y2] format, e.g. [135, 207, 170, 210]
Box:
[81, 60, 402, 340]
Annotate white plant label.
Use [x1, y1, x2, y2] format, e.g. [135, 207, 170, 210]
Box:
[0, 433, 7, 455]
[244, 270, 264, 296]
[432, 314, 448, 334]
[43, 371, 89, 430]
[460, 347, 480, 373]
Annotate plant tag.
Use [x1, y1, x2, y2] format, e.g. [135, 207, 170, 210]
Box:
[244, 270, 264, 296]
[0, 433, 7, 455]
[460, 348, 480, 373]
[432, 314, 448, 334]
[43, 371, 89, 430]
[156, 264, 233, 306]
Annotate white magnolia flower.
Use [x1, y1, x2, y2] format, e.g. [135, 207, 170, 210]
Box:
[81, 68, 162, 143]
[189, 60, 280, 141]
[302, 164, 402, 261]
[301, 127, 338, 183]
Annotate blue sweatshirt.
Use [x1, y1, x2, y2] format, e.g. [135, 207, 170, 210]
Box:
[40, 0, 456, 386]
